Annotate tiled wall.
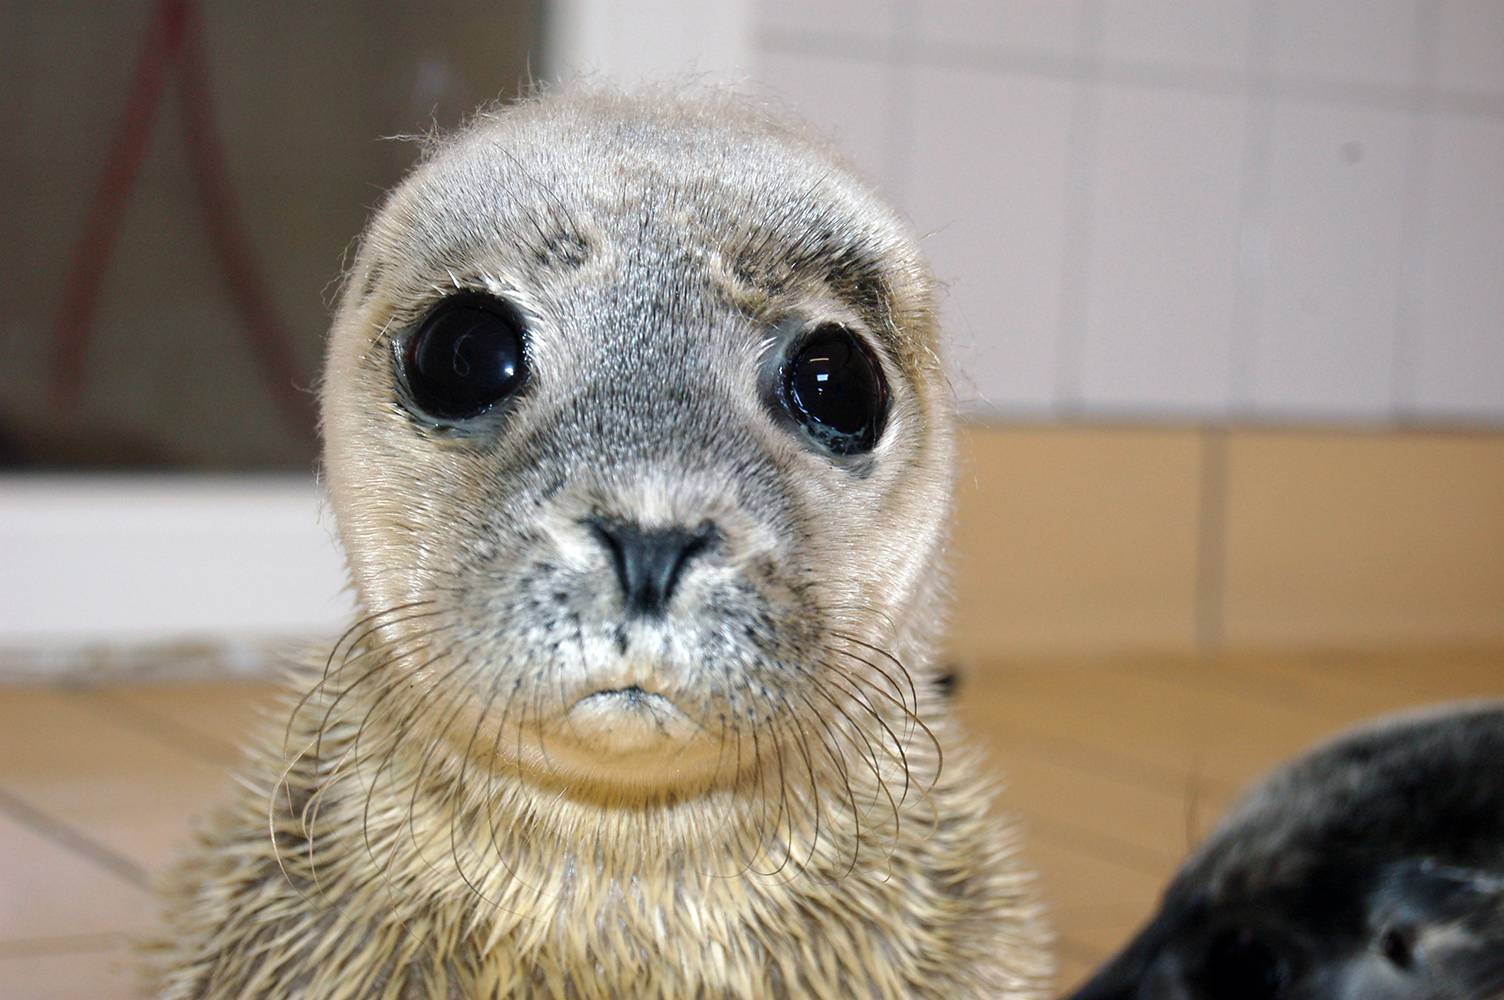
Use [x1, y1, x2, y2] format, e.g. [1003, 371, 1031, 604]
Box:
[752, 0, 1504, 426]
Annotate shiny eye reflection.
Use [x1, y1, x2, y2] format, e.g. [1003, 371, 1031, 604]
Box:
[400, 293, 528, 421]
[779, 323, 889, 456]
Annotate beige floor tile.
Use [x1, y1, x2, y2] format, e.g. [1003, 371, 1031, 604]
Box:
[0, 689, 241, 872]
[1055, 953, 1102, 995]
[958, 663, 1245, 793]
[1028, 837, 1165, 920]
[0, 811, 151, 941]
[80, 681, 281, 765]
[1056, 905, 1154, 953]
[1001, 754, 1192, 869]
[0, 645, 1496, 995]
[965, 658, 1389, 792]
[0, 942, 141, 1000]
[1053, 906, 1153, 993]
[1233, 647, 1504, 704]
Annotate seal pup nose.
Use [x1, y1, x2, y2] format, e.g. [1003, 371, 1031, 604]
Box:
[587, 517, 716, 616]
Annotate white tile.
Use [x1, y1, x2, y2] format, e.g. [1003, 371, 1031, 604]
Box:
[1249, 103, 1411, 419]
[1409, 114, 1504, 420]
[758, 0, 899, 43]
[1078, 86, 1248, 414]
[906, 66, 1075, 412]
[751, 49, 896, 194]
[1100, 0, 1254, 76]
[914, 0, 1081, 57]
[1435, 0, 1504, 97]
[1270, 0, 1421, 89]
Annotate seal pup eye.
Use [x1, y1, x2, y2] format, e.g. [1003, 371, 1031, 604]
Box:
[399, 293, 529, 421]
[779, 323, 889, 455]
[1197, 926, 1287, 999]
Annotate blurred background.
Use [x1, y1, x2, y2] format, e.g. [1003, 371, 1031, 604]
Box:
[1, 0, 1500, 995]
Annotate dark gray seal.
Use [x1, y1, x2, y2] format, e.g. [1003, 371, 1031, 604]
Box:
[1070, 701, 1504, 1000]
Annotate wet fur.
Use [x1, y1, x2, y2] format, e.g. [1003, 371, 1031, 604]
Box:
[150, 88, 1051, 998]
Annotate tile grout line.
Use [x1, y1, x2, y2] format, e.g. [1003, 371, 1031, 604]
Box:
[982, 709, 1245, 801]
[1226, 0, 1277, 417]
[1389, 0, 1443, 421]
[1051, 0, 1104, 416]
[883, 0, 915, 209]
[0, 933, 130, 959]
[0, 785, 151, 891]
[71, 686, 242, 767]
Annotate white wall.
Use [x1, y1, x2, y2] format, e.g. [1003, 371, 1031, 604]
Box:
[0, 478, 350, 647]
[545, 0, 755, 82]
[752, 0, 1504, 425]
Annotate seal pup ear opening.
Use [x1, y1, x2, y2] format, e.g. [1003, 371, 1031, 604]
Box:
[1338, 860, 1504, 1000]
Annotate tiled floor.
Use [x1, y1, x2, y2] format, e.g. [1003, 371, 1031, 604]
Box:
[1, 648, 1499, 998]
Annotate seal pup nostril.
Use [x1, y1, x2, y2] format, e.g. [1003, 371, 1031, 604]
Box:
[587, 517, 715, 616]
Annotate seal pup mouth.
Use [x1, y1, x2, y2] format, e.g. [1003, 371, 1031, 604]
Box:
[559, 683, 702, 758]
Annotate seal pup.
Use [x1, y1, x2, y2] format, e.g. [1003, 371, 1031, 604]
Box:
[151, 88, 1052, 998]
[1068, 701, 1504, 1000]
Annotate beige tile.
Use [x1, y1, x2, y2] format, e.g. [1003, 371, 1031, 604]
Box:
[0, 811, 150, 941]
[85, 682, 281, 765]
[0, 943, 141, 1000]
[1223, 431, 1504, 648]
[1250, 646, 1504, 701]
[958, 658, 1281, 793]
[1057, 906, 1154, 955]
[1000, 753, 1193, 870]
[0, 689, 240, 872]
[1053, 906, 1153, 990]
[1029, 837, 1165, 924]
[0, 644, 1496, 998]
[949, 426, 1203, 658]
[1057, 954, 1104, 996]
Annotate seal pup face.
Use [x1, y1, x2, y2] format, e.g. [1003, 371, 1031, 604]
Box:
[1069, 702, 1504, 1000]
[316, 89, 951, 850]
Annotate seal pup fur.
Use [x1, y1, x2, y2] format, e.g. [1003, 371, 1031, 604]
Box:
[151, 88, 1052, 998]
[1069, 701, 1504, 1000]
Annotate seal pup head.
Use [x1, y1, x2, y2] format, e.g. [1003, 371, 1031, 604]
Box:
[314, 88, 953, 869]
[1069, 702, 1504, 1000]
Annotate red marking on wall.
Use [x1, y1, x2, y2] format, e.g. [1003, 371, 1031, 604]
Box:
[47, 0, 315, 435]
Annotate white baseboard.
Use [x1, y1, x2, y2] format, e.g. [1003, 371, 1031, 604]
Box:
[1, 475, 352, 679]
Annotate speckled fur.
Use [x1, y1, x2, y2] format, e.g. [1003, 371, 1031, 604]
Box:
[1071, 702, 1504, 999]
[151, 87, 1052, 998]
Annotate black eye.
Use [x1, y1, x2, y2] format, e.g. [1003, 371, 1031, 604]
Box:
[1197, 926, 1286, 1000]
[779, 324, 889, 455]
[400, 293, 528, 421]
